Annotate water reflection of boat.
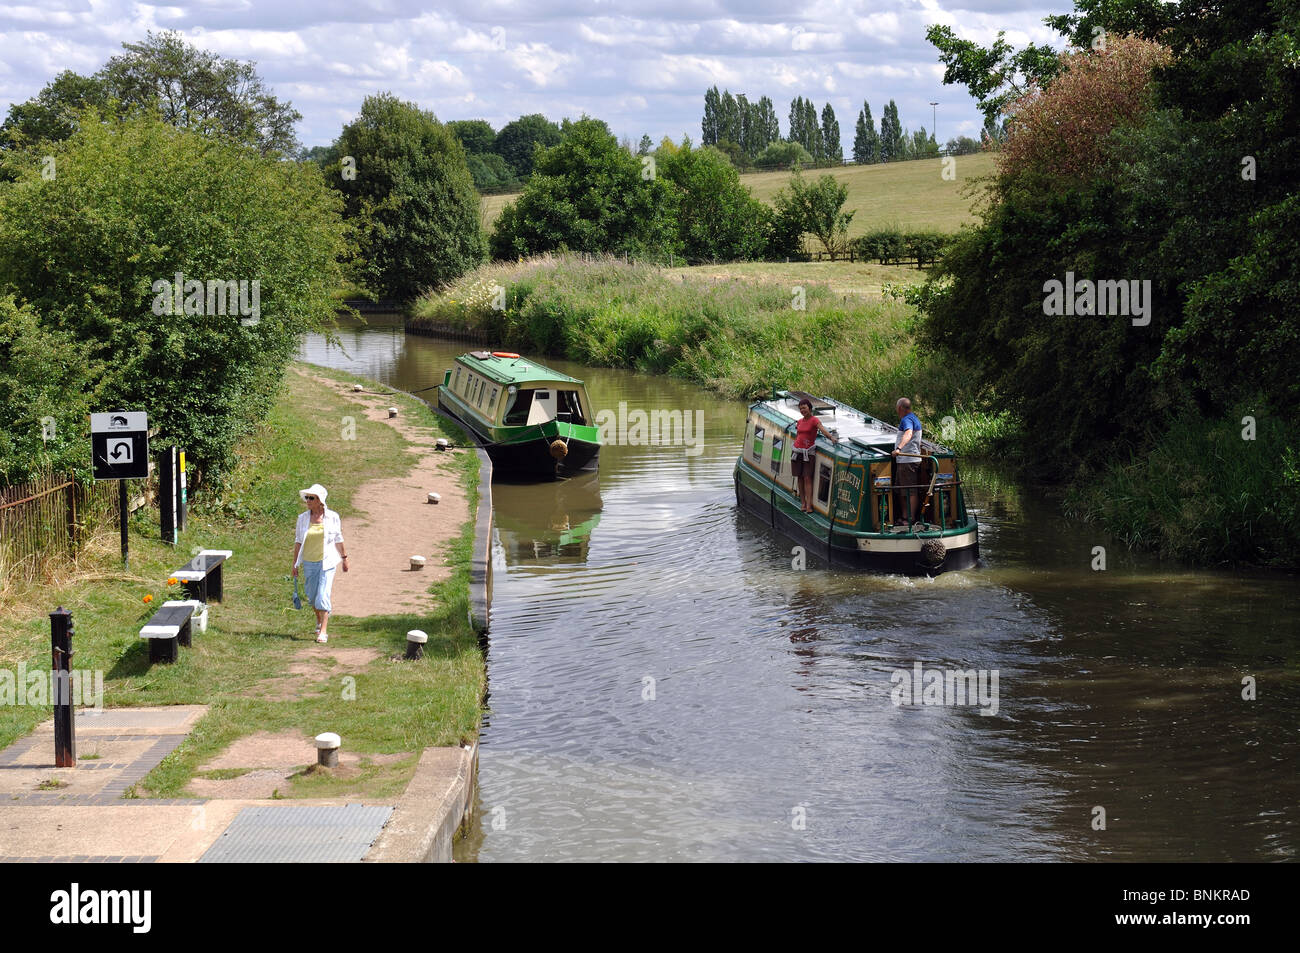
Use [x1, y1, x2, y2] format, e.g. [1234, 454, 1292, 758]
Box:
[492, 471, 603, 563]
[437, 351, 600, 480]
[735, 390, 979, 575]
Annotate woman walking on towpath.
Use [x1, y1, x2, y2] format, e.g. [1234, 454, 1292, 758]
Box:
[291, 483, 349, 643]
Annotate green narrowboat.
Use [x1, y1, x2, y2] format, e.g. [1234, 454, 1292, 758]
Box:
[438, 351, 601, 479]
[734, 391, 980, 575]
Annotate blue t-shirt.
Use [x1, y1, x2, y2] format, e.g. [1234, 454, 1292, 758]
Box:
[896, 413, 922, 461]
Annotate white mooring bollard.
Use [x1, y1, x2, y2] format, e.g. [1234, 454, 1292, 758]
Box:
[315, 732, 341, 768]
[405, 629, 428, 660]
[427, 492, 441, 504]
[352, 384, 364, 392]
[387, 407, 398, 418]
[409, 555, 426, 570]
[435, 438, 449, 451]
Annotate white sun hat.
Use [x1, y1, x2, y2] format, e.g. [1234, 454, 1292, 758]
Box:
[299, 483, 328, 503]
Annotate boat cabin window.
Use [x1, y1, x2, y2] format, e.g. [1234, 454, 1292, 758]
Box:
[752, 425, 765, 461]
[453, 366, 461, 391]
[485, 386, 498, 409]
[555, 389, 586, 424]
[817, 463, 832, 504]
[504, 389, 534, 425]
[770, 437, 784, 474]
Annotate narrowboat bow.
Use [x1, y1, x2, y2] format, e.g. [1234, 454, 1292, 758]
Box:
[437, 351, 600, 480]
[734, 391, 979, 574]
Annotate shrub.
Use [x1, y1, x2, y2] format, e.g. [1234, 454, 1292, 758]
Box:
[0, 113, 347, 484]
[754, 140, 815, 170]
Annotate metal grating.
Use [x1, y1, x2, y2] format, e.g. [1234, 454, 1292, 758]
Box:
[75, 709, 197, 728]
[199, 805, 393, 863]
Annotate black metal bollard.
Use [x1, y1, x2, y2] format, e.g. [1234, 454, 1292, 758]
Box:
[49, 607, 75, 768]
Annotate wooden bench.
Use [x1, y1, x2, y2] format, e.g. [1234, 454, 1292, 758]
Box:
[172, 549, 233, 603]
[139, 599, 204, 664]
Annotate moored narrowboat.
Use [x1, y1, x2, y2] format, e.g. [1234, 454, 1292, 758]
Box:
[734, 391, 979, 574]
[438, 351, 601, 480]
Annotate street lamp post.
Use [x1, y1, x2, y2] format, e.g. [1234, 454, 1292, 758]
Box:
[930, 102, 939, 148]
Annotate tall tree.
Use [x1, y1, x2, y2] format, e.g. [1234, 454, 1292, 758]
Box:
[328, 93, 484, 301]
[880, 100, 904, 161]
[821, 102, 842, 162]
[788, 96, 805, 147]
[490, 117, 679, 261]
[100, 30, 301, 155]
[757, 96, 780, 148]
[804, 99, 824, 159]
[637, 134, 654, 155]
[852, 101, 880, 163]
[718, 89, 741, 146]
[702, 86, 721, 146]
[1, 31, 302, 156]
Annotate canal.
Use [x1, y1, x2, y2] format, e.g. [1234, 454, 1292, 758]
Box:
[301, 317, 1299, 862]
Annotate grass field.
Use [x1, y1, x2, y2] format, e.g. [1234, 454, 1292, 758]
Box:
[479, 151, 996, 236]
[0, 365, 484, 799]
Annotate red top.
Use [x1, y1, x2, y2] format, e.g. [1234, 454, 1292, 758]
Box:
[795, 415, 819, 449]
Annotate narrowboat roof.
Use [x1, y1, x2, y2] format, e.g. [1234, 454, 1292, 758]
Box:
[752, 391, 955, 456]
[457, 351, 584, 386]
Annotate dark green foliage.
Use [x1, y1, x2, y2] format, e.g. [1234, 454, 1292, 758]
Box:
[0, 297, 102, 483]
[852, 102, 880, 164]
[326, 93, 484, 302]
[466, 152, 518, 191]
[493, 113, 562, 178]
[755, 140, 814, 170]
[853, 230, 954, 266]
[820, 103, 842, 162]
[0, 71, 106, 151]
[1069, 407, 1300, 568]
[657, 145, 771, 263]
[0, 114, 346, 484]
[446, 119, 496, 155]
[879, 100, 904, 161]
[488, 117, 680, 261]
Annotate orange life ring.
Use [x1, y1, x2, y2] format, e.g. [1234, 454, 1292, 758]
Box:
[492, 351, 520, 359]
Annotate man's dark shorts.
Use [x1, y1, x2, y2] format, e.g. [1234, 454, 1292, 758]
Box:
[893, 462, 921, 521]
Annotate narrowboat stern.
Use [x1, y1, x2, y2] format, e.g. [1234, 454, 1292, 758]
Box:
[734, 391, 979, 575]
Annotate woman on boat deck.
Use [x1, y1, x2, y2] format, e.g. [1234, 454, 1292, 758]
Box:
[792, 399, 839, 513]
[291, 484, 349, 643]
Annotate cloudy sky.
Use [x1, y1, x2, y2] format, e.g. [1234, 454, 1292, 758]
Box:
[1, 1, 1064, 149]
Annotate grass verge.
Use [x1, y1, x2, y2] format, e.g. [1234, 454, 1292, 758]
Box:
[0, 362, 484, 799]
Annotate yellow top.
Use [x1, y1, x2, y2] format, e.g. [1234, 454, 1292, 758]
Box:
[301, 521, 326, 562]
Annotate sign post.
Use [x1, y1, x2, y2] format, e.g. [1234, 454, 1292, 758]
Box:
[91, 411, 149, 570]
[159, 446, 177, 545]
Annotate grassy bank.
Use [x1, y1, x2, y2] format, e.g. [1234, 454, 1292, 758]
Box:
[412, 254, 1016, 457]
[0, 363, 484, 798]
[1067, 408, 1300, 569]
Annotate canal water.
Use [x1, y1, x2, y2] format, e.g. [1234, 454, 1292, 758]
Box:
[301, 317, 1299, 863]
